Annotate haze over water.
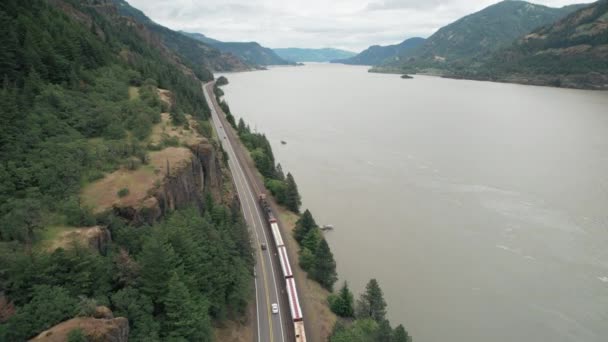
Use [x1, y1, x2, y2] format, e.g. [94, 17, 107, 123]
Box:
[220, 63, 608, 342]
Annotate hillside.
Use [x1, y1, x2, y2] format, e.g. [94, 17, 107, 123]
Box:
[0, 0, 253, 341]
[182, 31, 292, 67]
[373, 0, 584, 73]
[273, 48, 356, 62]
[451, 0, 608, 89]
[332, 37, 425, 65]
[110, 0, 249, 72]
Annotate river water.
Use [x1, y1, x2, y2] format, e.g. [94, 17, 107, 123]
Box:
[219, 63, 608, 342]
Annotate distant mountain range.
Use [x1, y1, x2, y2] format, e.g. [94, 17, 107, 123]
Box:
[273, 48, 356, 62]
[331, 37, 426, 65]
[181, 32, 293, 67]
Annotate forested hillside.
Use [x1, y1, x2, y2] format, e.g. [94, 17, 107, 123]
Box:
[0, 0, 253, 340]
[373, 0, 584, 73]
[110, 0, 250, 72]
[183, 32, 292, 67]
[332, 37, 425, 66]
[453, 0, 608, 89]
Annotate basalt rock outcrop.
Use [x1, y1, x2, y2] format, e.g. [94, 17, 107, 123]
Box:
[113, 141, 224, 225]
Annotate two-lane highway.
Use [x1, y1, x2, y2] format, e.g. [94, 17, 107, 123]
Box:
[203, 82, 289, 342]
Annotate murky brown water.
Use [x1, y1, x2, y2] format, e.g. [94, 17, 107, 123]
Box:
[220, 63, 608, 342]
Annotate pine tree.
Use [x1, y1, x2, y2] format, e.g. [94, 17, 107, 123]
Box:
[163, 272, 211, 341]
[138, 232, 179, 305]
[302, 227, 322, 252]
[329, 281, 354, 317]
[275, 163, 285, 181]
[338, 281, 355, 317]
[312, 239, 337, 291]
[356, 279, 387, 322]
[393, 324, 410, 342]
[284, 172, 301, 213]
[376, 319, 392, 342]
[294, 209, 317, 243]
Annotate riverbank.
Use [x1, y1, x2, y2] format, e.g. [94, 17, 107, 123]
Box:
[369, 66, 608, 90]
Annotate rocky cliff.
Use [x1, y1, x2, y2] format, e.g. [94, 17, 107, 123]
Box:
[113, 140, 224, 225]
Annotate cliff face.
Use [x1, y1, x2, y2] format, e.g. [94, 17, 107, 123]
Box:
[113, 141, 223, 225]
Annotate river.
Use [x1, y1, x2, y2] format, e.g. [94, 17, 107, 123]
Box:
[219, 63, 608, 342]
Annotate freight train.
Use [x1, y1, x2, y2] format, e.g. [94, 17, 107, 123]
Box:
[259, 194, 306, 342]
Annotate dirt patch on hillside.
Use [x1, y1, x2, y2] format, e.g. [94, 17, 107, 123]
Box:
[44, 226, 110, 253]
[149, 113, 203, 147]
[81, 147, 192, 213]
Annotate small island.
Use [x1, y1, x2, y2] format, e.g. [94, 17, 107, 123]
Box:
[401, 74, 413, 79]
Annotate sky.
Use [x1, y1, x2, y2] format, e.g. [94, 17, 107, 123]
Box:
[126, 0, 594, 52]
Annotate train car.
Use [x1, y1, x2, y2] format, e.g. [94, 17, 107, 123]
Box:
[294, 321, 306, 342]
[285, 277, 303, 321]
[277, 246, 293, 278]
[270, 222, 284, 247]
[259, 193, 307, 342]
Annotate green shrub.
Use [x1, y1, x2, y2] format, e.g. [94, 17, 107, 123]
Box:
[117, 188, 130, 198]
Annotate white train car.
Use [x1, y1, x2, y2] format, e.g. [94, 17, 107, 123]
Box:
[285, 277, 303, 321]
[277, 246, 293, 278]
[270, 222, 284, 247]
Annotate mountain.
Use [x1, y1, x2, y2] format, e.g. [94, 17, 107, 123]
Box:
[332, 37, 425, 65]
[451, 0, 608, 89]
[273, 48, 357, 62]
[181, 32, 292, 67]
[373, 0, 585, 73]
[110, 0, 249, 72]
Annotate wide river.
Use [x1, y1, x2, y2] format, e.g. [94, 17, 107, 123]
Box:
[219, 63, 608, 342]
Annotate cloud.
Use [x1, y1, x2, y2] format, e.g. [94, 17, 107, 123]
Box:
[125, 0, 593, 52]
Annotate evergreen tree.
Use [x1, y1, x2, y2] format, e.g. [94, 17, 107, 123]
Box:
[237, 117, 246, 133]
[294, 209, 317, 243]
[163, 272, 211, 341]
[356, 279, 387, 322]
[137, 231, 179, 305]
[393, 324, 410, 342]
[284, 172, 301, 213]
[275, 163, 286, 181]
[376, 319, 393, 342]
[301, 227, 322, 252]
[311, 239, 337, 291]
[329, 281, 354, 317]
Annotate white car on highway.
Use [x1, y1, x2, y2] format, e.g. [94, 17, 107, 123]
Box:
[271, 303, 279, 314]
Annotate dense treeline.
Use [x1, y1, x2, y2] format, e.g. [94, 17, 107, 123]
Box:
[0, 0, 214, 244]
[214, 82, 302, 213]
[330, 279, 411, 342]
[294, 210, 338, 290]
[0, 206, 253, 341]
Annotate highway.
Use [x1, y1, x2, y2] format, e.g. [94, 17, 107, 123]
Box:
[203, 81, 292, 342]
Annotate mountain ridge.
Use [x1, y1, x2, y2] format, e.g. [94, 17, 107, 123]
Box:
[181, 31, 292, 67]
[372, 0, 586, 73]
[332, 37, 426, 66]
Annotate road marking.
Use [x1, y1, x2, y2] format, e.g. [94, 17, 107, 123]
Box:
[205, 83, 286, 342]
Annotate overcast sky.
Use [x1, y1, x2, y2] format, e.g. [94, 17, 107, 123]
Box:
[127, 0, 593, 52]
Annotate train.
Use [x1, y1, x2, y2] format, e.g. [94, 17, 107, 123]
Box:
[259, 194, 307, 342]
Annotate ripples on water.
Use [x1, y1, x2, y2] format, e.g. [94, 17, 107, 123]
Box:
[219, 64, 608, 342]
